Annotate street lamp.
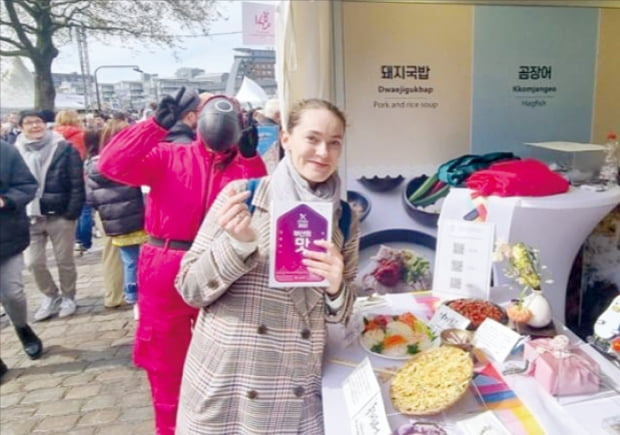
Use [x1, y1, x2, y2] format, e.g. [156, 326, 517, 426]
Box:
[94, 65, 144, 111]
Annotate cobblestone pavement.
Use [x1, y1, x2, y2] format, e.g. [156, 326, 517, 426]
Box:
[0, 239, 154, 434]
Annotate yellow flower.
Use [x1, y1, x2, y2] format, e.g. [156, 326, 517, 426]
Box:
[493, 241, 547, 301]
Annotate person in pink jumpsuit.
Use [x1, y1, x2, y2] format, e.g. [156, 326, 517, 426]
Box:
[98, 89, 267, 435]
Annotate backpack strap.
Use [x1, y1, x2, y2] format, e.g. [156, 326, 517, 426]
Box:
[339, 200, 352, 243]
[245, 178, 260, 214]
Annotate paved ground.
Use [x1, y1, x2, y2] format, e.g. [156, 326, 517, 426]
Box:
[0, 238, 154, 434]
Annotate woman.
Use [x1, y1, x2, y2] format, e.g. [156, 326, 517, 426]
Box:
[83, 129, 124, 308]
[85, 121, 146, 306]
[55, 110, 91, 252]
[54, 110, 86, 159]
[175, 99, 360, 434]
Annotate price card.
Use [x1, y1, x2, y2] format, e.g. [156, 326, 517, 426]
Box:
[269, 201, 332, 287]
[342, 357, 391, 435]
[432, 219, 495, 300]
[472, 318, 522, 362]
[428, 304, 471, 334]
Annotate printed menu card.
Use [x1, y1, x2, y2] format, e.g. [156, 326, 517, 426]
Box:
[342, 357, 391, 435]
[432, 219, 495, 300]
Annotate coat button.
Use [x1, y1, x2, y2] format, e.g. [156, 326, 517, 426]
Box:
[207, 279, 218, 289]
[293, 386, 304, 398]
[301, 329, 311, 339]
[247, 390, 258, 399]
[257, 325, 268, 334]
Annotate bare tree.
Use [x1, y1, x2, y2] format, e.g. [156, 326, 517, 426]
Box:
[1, 0, 222, 111]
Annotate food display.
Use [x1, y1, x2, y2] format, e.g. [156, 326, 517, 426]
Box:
[390, 346, 474, 415]
[444, 298, 508, 330]
[360, 312, 436, 359]
[361, 245, 432, 293]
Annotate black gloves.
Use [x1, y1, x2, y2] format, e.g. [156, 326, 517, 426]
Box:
[238, 124, 258, 158]
[155, 87, 195, 130]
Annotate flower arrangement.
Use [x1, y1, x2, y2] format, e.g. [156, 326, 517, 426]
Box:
[493, 241, 553, 324]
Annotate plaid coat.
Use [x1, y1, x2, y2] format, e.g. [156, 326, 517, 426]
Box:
[175, 177, 359, 434]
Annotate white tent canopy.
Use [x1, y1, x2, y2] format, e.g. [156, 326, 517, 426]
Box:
[0, 57, 35, 110]
[235, 76, 269, 109]
[275, 0, 334, 129]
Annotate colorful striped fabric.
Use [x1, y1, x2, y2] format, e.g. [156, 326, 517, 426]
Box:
[472, 362, 544, 434]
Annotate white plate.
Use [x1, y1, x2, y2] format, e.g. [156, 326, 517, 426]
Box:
[359, 335, 418, 360]
[356, 230, 436, 297]
[358, 312, 438, 360]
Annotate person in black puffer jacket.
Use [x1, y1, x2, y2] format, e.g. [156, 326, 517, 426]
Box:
[85, 121, 146, 305]
[14, 110, 85, 322]
[0, 139, 44, 373]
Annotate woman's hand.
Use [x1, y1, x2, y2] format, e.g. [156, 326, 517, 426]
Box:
[302, 240, 344, 296]
[216, 187, 255, 243]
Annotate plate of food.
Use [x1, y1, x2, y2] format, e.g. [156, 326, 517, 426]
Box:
[443, 298, 508, 330]
[357, 230, 436, 297]
[360, 312, 437, 360]
[390, 346, 474, 416]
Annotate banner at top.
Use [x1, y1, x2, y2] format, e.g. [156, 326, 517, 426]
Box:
[242, 2, 275, 46]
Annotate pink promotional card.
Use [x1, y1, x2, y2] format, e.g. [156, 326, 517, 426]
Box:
[269, 201, 333, 288]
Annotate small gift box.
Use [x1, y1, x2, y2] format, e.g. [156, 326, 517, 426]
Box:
[523, 335, 600, 396]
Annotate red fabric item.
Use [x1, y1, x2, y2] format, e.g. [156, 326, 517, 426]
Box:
[465, 158, 569, 197]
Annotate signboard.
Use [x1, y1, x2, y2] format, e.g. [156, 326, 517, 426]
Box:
[471, 6, 598, 156]
[342, 2, 472, 175]
[242, 2, 275, 46]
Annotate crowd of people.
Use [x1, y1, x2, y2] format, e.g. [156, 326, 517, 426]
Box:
[0, 90, 359, 435]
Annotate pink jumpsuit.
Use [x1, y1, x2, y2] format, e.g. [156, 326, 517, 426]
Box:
[98, 119, 267, 435]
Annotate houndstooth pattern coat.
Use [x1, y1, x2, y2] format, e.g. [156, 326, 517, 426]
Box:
[175, 177, 359, 434]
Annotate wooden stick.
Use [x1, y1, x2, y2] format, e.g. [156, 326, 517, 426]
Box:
[328, 358, 399, 377]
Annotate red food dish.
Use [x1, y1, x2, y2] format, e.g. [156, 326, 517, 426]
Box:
[444, 298, 508, 330]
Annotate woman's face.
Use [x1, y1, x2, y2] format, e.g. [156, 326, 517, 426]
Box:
[281, 108, 344, 186]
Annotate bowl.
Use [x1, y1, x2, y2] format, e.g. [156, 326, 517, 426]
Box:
[440, 328, 474, 353]
[346, 190, 371, 222]
[357, 175, 404, 192]
[402, 175, 441, 228]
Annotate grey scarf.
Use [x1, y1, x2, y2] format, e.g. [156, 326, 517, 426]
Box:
[270, 153, 342, 217]
[15, 130, 64, 217]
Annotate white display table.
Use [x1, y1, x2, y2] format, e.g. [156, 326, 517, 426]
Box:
[322, 293, 620, 435]
[439, 186, 620, 323]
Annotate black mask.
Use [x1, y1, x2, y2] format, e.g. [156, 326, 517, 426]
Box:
[197, 96, 242, 152]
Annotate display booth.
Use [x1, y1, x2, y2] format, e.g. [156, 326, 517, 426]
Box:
[275, 1, 620, 433]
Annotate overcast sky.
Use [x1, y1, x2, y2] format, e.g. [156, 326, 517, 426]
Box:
[52, 1, 272, 83]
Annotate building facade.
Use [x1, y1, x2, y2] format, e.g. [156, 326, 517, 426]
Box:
[53, 48, 276, 112]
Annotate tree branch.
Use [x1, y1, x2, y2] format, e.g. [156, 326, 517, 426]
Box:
[3, 0, 36, 53]
[0, 47, 28, 56]
[50, 4, 90, 32]
[11, 0, 36, 17]
[0, 34, 26, 49]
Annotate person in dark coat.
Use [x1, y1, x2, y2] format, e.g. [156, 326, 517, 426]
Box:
[85, 120, 146, 305]
[1, 112, 20, 144]
[0, 139, 44, 378]
[14, 110, 85, 322]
